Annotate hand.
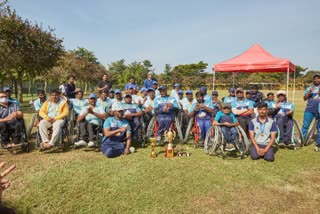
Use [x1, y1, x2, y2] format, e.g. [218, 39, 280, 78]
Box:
[0, 162, 16, 202]
[119, 127, 126, 133]
[198, 103, 205, 108]
[194, 104, 200, 111]
[224, 122, 230, 127]
[309, 86, 314, 93]
[47, 117, 54, 123]
[124, 148, 130, 155]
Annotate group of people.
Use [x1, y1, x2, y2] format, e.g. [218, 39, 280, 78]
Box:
[1, 72, 320, 161]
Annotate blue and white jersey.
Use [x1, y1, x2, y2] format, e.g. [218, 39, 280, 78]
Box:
[177, 98, 184, 109]
[122, 103, 141, 115]
[125, 83, 139, 90]
[204, 94, 211, 102]
[304, 85, 320, 113]
[276, 102, 294, 116]
[223, 96, 237, 104]
[208, 100, 220, 116]
[109, 98, 116, 104]
[70, 98, 89, 115]
[155, 89, 161, 98]
[170, 90, 179, 101]
[190, 101, 213, 120]
[9, 98, 20, 107]
[33, 98, 46, 111]
[231, 98, 254, 118]
[154, 95, 179, 116]
[182, 98, 196, 113]
[215, 111, 237, 124]
[111, 99, 125, 111]
[96, 98, 113, 112]
[134, 95, 147, 106]
[103, 117, 131, 146]
[79, 105, 105, 126]
[143, 97, 155, 114]
[264, 100, 276, 109]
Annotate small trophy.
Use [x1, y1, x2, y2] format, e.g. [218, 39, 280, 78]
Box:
[150, 137, 157, 158]
[164, 128, 176, 158]
[176, 144, 182, 157]
[186, 146, 191, 157]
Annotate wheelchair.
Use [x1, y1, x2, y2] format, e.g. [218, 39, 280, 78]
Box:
[204, 125, 250, 159]
[274, 118, 303, 150]
[304, 118, 318, 147]
[0, 118, 30, 152]
[146, 115, 183, 143]
[183, 117, 202, 147]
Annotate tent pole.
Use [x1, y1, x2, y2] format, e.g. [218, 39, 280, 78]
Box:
[286, 67, 289, 100]
[293, 68, 296, 104]
[212, 69, 215, 90]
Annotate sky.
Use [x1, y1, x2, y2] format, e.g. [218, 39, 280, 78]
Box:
[8, 0, 320, 73]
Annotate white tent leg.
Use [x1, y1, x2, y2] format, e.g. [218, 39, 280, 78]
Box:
[293, 68, 296, 104]
[286, 67, 289, 100]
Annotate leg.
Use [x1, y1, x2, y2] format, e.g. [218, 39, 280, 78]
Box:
[197, 119, 205, 140]
[262, 145, 275, 162]
[12, 119, 23, 144]
[229, 127, 238, 142]
[284, 118, 294, 143]
[87, 123, 97, 142]
[275, 116, 285, 142]
[237, 117, 247, 134]
[132, 116, 141, 138]
[301, 111, 316, 138]
[220, 126, 231, 142]
[49, 120, 65, 146]
[79, 121, 88, 140]
[39, 119, 52, 143]
[101, 143, 124, 158]
[0, 122, 9, 145]
[250, 144, 260, 160]
[203, 119, 211, 140]
[157, 115, 165, 137]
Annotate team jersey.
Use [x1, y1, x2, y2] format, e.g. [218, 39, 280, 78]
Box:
[276, 102, 294, 116]
[111, 99, 125, 111]
[304, 85, 320, 113]
[154, 95, 179, 116]
[170, 90, 179, 101]
[190, 101, 213, 120]
[33, 98, 46, 111]
[214, 111, 237, 124]
[182, 98, 197, 113]
[264, 100, 276, 109]
[70, 98, 89, 115]
[223, 96, 237, 104]
[102, 117, 131, 147]
[143, 97, 155, 114]
[79, 105, 105, 126]
[231, 98, 254, 118]
[97, 98, 113, 112]
[122, 102, 141, 116]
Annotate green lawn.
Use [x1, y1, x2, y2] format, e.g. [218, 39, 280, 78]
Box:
[2, 90, 320, 214]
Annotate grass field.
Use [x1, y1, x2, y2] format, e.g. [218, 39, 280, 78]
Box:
[1, 90, 320, 214]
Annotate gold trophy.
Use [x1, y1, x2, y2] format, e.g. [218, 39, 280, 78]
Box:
[150, 137, 157, 158]
[164, 128, 176, 158]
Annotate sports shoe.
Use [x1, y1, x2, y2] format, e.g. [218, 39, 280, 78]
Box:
[315, 145, 319, 152]
[225, 143, 235, 151]
[286, 143, 295, 149]
[74, 140, 87, 147]
[278, 141, 285, 148]
[87, 141, 95, 148]
[156, 136, 161, 142]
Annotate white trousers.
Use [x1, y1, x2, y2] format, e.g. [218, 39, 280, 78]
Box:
[39, 119, 65, 146]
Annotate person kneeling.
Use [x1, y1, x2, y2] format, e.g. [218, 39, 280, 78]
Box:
[249, 102, 277, 162]
[75, 93, 107, 148]
[212, 104, 239, 151]
[101, 106, 131, 158]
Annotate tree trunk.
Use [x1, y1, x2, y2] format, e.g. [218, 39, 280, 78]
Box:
[44, 80, 47, 92]
[17, 78, 23, 103]
[84, 83, 87, 95]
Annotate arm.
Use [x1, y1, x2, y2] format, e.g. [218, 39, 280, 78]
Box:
[239, 108, 254, 116]
[262, 132, 276, 154]
[104, 126, 126, 137]
[303, 87, 313, 101]
[232, 108, 247, 115]
[124, 132, 132, 155]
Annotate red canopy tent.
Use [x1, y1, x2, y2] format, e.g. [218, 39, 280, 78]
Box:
[213, 44, 296, 101]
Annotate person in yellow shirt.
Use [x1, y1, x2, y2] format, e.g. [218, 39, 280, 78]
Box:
[39, 89, 69, 150]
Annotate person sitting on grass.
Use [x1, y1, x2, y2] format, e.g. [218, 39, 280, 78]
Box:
[249, 102, 277, 162]
[272, 90, 294, 148]
[75, 93, 107, 148]
[212, 104, 239, 151]
[102, 106, 131, 158]
[189, 91, 214, 145]
[0, 92, 24, 149]
[39, 89, 69, 150]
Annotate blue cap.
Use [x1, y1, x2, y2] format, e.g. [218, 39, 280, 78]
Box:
[147, 88, 155, 92]
[115, 89, 121, 94]
[159, 85, 167, 90]
[89, 93, 97, 99]
[229, 88, 235, 92]
[140, 87, 148, 92]
[178, 90, 183, 94]
[212, 90, 218, 95]
[152, 81, 158, 85]
[3, 86, 11, 92]
[186, 90, 193, 94]
[174, 83, 180, 87]
[246, 90, 252, 94]
[199, 86, 207, 91]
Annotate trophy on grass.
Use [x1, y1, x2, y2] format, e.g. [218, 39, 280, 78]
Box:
[164, 128, 176, 158]
[150, 137, 157, 158]
[176, 144, 182, 157]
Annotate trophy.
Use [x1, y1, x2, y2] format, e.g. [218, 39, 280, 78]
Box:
[186, 146, 191, 157]
[150, 137, 157, 158]
[164, 128, 176, 158]
[176, 144, 182, 157]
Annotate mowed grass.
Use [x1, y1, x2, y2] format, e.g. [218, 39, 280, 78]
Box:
[1, 90, 320, 214]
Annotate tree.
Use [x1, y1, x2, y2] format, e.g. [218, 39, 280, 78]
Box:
[163, 64, 171, 84]
[0, 1, 64, 102]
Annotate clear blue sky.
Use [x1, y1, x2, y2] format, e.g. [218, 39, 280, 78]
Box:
[9, 0, 320, 73]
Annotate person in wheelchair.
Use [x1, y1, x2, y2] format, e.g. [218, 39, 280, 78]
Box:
[3, 86, 20, 107]
[154, 85, 179, 142]
[210, 90, 222, 118]
[96, 89, 113, 113]
[271, 90, 294, 148]
[102, 106, 132, 158]
[38, 89, 69, 150]
[189, 91, 215, 144]
[143, 88, 156, 127]
[249, 102, 277, 162]
[223, 88, 236, 104]
[75, 93, 107, 148]
[33, 89, 47, 125]
[212, 104, 239, 151]
[182, 90, 196, 127]
[69, 90, 89, 117]
[134, 87, 148, 108]
[122, 94, 143, 142]
[0, 92, 24, 148]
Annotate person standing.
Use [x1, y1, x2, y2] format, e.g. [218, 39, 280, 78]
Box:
[143, 71, 157, 89]
[125, 76, 139, 91]
[97, 74, 113, 94]
[301, 74, 320, 138]
[65, 75, 80, 99]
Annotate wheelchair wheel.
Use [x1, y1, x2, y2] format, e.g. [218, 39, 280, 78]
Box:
[27, 113, 37, 140]
[146, 116, 157, 139]
[234, 126, 250, 157]
[183, 118, 194, 143]
[304, 119, 318, 146]
[292, 119, 303, 149]
[21, 119, 30, 152]
[204, 126, 221, 155]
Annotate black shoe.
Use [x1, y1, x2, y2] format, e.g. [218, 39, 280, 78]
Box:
[278, 140, 285, 148]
